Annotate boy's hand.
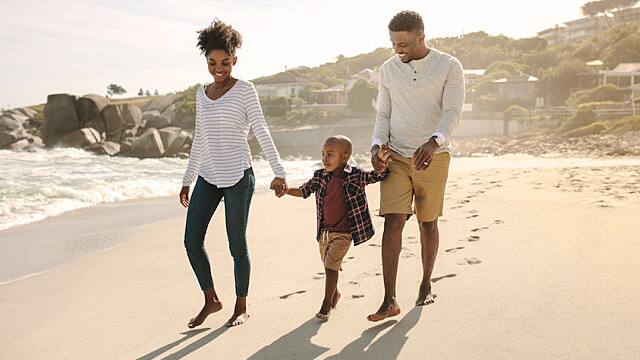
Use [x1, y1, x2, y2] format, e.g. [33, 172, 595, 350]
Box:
[373, 144, 390, 173]
[270, 177, 288, 197]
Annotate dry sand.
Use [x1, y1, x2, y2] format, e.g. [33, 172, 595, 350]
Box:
[1, 158, 639, 359]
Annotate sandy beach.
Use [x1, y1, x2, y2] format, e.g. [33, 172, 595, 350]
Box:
[1, 157, 640, 359]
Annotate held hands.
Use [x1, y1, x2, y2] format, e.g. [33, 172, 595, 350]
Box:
[372, 144, 391, 174]
[412, 138, 439, 171]
[270, 177, 288, 198]
[179, 186, 190, 208]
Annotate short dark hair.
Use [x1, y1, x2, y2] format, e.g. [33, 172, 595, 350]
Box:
[197, 19, 243, 56]
[324, 135, 353, 156]
[388, 11, 424, 33]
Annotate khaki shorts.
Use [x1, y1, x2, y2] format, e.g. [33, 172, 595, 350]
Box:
[380, 151, 451, 222]
[318, 231, 352, 271]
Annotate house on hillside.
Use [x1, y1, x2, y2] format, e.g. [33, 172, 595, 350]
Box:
[254, 73, 309, 98]
[537, 25, 566, 46]
[488, 74, 540, 108]
[346, 68, 380, 91]
[599, 63, 640, 89]
[613, 6, 640, 25]
[537, 15, 611, 45]
[310, 85, 347, 104]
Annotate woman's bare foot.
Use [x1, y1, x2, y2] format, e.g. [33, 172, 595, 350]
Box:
[188, 300, 222, 328]
[225, 297, 248, 327]
[225, 312, 249, 327]
[367, 299, 401, 322]
[415, 281, 437, 306]
[332, 290, 341, 309]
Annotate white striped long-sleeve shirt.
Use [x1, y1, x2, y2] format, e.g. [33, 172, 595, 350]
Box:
[182, 80, 286, 187]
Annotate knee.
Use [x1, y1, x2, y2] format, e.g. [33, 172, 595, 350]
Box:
[184, 234, 203, 253]
[419, 220, 438, 236]
[229, 241, 249, 260]
[384, 215, 406, 235]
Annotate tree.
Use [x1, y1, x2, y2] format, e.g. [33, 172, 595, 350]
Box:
[145, 90, 151, 96]
[154, 89, 159, 96]
[138, 88, 144, 96]
[348, 79, 377, 112]
[106, 84, 126, 97]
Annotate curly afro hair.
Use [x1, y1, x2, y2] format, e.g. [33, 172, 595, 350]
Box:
[197, 19, 243, 56]
[388, 11, 424, 33]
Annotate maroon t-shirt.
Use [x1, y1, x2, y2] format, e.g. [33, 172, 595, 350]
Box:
[321, 175, 352, 232]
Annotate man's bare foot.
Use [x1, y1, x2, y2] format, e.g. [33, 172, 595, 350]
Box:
[332, 290, 341, 309]
[225, 312, 249, 327]
[188, 300, 222, 328]
[367, 300, 401, 322]
[415, 282, 437, 306]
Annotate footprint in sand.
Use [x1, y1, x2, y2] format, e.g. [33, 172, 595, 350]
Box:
[494, 219, 504, 224]
[348, 280, 359, 285]
[402, 253, 415, 258]
[368, 243, 381, 247]
[314, 272, 325, 280]
[470, 227, 489, 232]
[457, 258, 482, 265]
[347, 256, 355, 260]
[466, 235, 480, 242]
[466, 214, 479, 219]
[279, 290, 307, 299]
[445, 246, 464, 253]
[352, 294, 365, 299]
[460, 199, 470, 204]
[431, 273, 457, 282]
[375, 272, 382, 276]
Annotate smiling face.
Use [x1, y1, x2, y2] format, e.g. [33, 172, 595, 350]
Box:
[322, 142, 350, 173]
[206, 49, 237, 82]
[389, 30, 425, 63]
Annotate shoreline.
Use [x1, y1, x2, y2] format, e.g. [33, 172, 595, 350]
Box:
[3, 154, 640, 285]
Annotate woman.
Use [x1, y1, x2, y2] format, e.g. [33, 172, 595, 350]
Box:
[180, 19, 287, 328]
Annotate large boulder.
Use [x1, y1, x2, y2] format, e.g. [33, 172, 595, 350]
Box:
[87, 141, 120, 156]
[129, 128, 165, 158]
[16, 107, 38, 118]
[76, 94, 110, 130]
[7, 135, 43, 151]
[60, 128, 101, 148]
[41, 94, 80, 145]
[142, 110, 171, 129]
[0, 114, 28, 148]
[101, 104, 142, 142]
[158, 126, 189, 156]
[142, 94, 178, 112]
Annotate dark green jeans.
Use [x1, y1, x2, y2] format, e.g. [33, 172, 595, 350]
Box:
[184, 168, 255, 296]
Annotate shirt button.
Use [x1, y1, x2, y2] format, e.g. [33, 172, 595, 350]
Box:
[413, 78, 416, 81]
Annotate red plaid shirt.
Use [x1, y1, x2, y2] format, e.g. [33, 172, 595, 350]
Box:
[300, 165, 388, 246]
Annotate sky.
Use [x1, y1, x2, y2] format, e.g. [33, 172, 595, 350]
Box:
[0, 0, 589, 108]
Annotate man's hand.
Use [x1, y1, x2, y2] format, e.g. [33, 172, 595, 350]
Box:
[179, 186, 190, 208]
[371, 144, 390, 173]
[270, 177, 288, 198]
[412, 138, 439, 171]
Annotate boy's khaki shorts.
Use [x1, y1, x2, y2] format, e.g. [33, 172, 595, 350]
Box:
[380, 151, 451, 222]
[318, 231, 352, 271]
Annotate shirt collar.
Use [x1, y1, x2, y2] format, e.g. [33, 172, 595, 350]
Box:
[409, 48, 434, 72]
[322, 164, 353, 179]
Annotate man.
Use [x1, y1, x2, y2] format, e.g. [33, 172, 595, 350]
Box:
[368, 10, 464, 322]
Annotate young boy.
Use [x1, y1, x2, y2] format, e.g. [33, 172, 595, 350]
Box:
[278, 135, 389, 321]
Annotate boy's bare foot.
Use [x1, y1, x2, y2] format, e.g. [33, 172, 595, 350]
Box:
[188, 300, 222, 328]
[367, 300, 401, 322]
[415, 282, 437, 306]
[332, 290, 341, 309]
[315, 311, 330, 322]
[225, 312, 249, 327]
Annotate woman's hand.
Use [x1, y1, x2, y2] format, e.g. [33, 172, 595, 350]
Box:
[179, 186, 190, 208]
[270, 177, 288, 197]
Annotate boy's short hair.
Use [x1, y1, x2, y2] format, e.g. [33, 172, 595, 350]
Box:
[324, 135, 353, 157]
[388, 10, 424, 33]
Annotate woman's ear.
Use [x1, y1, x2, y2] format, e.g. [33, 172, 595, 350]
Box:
[233, 56, 238, 66]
